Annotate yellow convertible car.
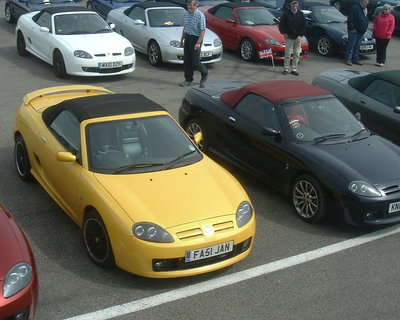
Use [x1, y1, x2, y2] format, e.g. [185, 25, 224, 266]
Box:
[13, 85, 255, 278]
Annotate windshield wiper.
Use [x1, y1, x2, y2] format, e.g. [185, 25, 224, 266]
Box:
[114, 162, 166, 173]
[350, 128, 369, 142]
[164, 150, 197, 170]
[313, 133, 346, 144]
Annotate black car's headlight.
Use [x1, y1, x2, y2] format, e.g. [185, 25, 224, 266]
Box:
[301, 36, 308, 44]
[348, 181, 382, 197]
[3, 262, 32, 298]
[133, 222, 174, 242]
[236, 201, 253, 227]
[124, 47, 134, 56]
[74, 50, 92, 59]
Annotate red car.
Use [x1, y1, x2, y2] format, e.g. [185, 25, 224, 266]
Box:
[200, 2, 309, 62]
[0, 204, 38, 320]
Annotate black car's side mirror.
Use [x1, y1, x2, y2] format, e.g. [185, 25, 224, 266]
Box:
[261, 127, 282, 140]
[394, 106, 400, 114]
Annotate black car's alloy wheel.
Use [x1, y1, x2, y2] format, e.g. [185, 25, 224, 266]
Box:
[185, 118, 208, 151]
[291, 174, 327, 223]
[17, 31, 28, 57]
[240, 38, 256, 62]
[5, 5, 16, 23]
[317, 36, 334, 56]
[14, 135, 33, 181]
[53, 50, 67, 78]
[83, 210, 116, 269]
[148, 41, 163, 66]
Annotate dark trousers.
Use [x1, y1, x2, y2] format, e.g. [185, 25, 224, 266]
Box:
[376, 38, 390, 64]
[183, 34, 208, 82]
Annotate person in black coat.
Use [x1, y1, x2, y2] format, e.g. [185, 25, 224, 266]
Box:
[345, 0, 369, 65]
[279, 0, 306, 76]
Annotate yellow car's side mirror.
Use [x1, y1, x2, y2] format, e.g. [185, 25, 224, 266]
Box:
[57, 151, 76, 163]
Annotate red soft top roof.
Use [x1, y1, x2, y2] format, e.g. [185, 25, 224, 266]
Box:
[220, 80, 331, 107]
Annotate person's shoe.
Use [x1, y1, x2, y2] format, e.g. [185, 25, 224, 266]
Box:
[291, 70, 299, 76]
[179, 80, 192, 87]
[376, 63, 384, 67]
[353, 60, 363, 65]
[282, 70, 289, 75]
[345, 61, 352, 66]
[199, 73, 208, 88]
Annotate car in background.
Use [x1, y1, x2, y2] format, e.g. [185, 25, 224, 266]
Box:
[5, 0, 81, 23]
[179, 80, 400, 226]
[304, 4, 375, 56]
[312, 69, 400, 145]
[16, 6, 135, 78]
[199, 2, 308, 62]
[373, 4, 400, 33]
[0, 203, 38, 320]
[13, 85, 255, 277]
[86, 0, 146, 20]
[107, 2, 222, 66]
[329, 0, 399, 18]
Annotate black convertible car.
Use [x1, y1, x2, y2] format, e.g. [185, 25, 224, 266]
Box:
[179, 80, 400, 226]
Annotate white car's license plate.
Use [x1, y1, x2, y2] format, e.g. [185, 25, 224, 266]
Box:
[98, 61, 122, 69]
[389, 201, 400, 213]
[200, 51, 212, 58]
[185, 241, 233, 262]
[360, 45, 373, 50]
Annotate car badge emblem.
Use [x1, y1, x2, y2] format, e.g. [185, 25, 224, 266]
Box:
[203, 225, 213, 235]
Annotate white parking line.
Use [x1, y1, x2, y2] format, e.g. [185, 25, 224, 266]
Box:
[64, 224, 400, 320]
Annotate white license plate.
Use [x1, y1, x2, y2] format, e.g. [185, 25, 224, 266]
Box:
[389, 201, 400, 213]
[200, 51, 212, 58]
[98, 61, 122, 69]
[185, 241, 233, 262]
[360, 45, 373, 50]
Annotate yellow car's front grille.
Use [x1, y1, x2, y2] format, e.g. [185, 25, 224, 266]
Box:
[175, 220, 234, 241]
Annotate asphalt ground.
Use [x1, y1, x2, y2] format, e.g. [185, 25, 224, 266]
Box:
[1, 2, 400, 319]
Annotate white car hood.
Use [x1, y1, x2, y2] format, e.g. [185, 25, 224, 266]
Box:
[59, 33, 130, 52]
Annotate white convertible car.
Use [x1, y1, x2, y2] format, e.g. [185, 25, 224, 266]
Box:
[16, 6, 136, 77]
[107, 2, 223, 66]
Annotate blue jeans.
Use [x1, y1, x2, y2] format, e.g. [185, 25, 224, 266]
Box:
[345, 31, 364, 62]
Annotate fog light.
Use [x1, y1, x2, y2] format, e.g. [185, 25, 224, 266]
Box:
[365, 211, 378, 220]
[240, 237, 252, 253]
[153, 259, 167, 271]
[15, 307, 29, 320]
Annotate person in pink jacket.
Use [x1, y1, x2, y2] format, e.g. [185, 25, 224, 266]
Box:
[373, 3, 395, 67]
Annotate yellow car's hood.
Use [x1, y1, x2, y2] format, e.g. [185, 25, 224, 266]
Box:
[93, 158, 247, 228]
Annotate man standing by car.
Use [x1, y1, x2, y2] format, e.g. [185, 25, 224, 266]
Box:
[279, 0, 306, 76]
[180, 0, 208, 87]
[345, 0, 369, 66]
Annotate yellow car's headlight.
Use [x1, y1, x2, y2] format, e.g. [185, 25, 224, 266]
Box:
[236, 201, 253, 228]
[133, 222, 174, 243]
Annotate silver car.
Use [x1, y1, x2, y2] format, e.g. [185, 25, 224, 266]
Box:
[107, 2, 223, 66]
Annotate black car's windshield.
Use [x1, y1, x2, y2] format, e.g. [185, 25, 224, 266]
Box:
[147, 8, 185, 27]
[311, 7, 346, 24]
[237, 8, 278, 26]
[283, 97, 369, 143]
[54, 13, 113, 35]
[29, 0, 73, 3]
[86, 115, 202, 174]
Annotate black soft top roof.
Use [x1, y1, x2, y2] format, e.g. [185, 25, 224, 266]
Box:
[349, 70, 400, 91]
[208, 2, 265, 14]
[42, 94, 165, 126]
[36, 6, 92, 15]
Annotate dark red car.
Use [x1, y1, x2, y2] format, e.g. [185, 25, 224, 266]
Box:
[200, 2, 309, 62]
[0, 203, 38, 320]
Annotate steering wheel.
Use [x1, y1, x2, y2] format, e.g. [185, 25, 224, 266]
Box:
[93, 145, 120, 162]
[289, 119, 303, 129]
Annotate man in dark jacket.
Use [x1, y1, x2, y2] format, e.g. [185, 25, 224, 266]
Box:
[279, 0, 306, 76]
[345, 0, 369, 65]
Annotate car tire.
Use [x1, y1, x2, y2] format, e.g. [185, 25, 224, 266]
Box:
[5, 5, 16, 23]
[17, 31, 28, 57]
[14, 135, 33, 182]
[316, 36, 334, 56]
[148, 40, 163, 66]
[185, 118, 208, 152]
[83, 210, 116, 269]
[240, 38, 256, 62]
[291, 174, 328, 223]
[53, 50, 67, 78]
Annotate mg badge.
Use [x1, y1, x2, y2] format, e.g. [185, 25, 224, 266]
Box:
[203, 225, 213, 235]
